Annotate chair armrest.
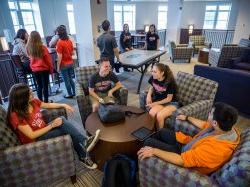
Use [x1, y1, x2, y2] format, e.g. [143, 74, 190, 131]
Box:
[209, 49, 221, 66]
[139, 157, 216, 186]
[176, 44, 188, 47]
[41, 107, 67, 124]
[0, 135, 76, 186]
[205, 42, 212, 49]
[139, 91, 148, 110]
[76, 95, 92, 126]
[117, 87, 128, 105]
[76, 82, 87, 96]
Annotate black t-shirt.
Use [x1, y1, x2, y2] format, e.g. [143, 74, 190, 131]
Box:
[97, 32, 118, 60]
[120, 31, 132, 50]
[148, 76, 176, 102]
[146, 33, 159, 50]
[89, 72, 119, 93]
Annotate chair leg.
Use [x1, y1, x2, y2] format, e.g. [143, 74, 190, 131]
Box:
[70, 175, 77, 184]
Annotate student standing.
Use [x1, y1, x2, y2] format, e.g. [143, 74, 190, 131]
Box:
[56, 26, 75, 99]
[145, 24, 160, 50]
[26, 31, 53, 103]
[97, 20, 120, 72]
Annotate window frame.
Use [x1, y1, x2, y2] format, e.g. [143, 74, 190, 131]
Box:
[114, 4, 136, 31]
[203, 3, 231, 30]
[66, 2, 76, 35]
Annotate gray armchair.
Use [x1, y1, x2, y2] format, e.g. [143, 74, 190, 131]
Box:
[75, 66, 128, 126]
[209, 38, 250, 67]
[168, 41, 193, 63]
[139, 128, 250, 186]
[189, 35, 212, 54]
[0, 106, 77, 186]
[139, 72, 218, 135]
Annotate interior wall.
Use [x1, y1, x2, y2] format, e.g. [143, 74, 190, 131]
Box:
[233, 0, 250, 43]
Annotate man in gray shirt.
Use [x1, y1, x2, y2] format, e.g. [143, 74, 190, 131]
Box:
[97, 20, 120, 72]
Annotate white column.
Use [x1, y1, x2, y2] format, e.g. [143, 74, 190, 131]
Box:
[166, 0, 183, 44]
[72, 0, 95, 66]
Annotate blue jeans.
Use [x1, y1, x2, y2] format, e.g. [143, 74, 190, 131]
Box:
[61, 64, 75, 96]
[37, 116, 87, 158]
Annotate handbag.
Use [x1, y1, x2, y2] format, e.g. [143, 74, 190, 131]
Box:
[98, 104, 125, 123]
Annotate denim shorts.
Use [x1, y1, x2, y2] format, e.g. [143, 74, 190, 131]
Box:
[162, 101, 180, 108]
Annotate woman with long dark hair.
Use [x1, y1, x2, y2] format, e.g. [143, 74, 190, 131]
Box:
[12, 29, 31, 73]
[26, 31, 53, 103]
[56, 25, 75, 98]
[7, 83, 100, 169]
[144, 24, 160, 50]
[146, 63, 178, 129]
[120, 23, 133, 53]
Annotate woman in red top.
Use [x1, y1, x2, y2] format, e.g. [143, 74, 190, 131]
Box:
[7, 83, 100, 169]
[26, 31, 53, 103]
[56, 26, 75, 98]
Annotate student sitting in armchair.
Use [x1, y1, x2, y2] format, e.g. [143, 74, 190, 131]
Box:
[88, 57, 123, 112]
[138, 102, 240, 174]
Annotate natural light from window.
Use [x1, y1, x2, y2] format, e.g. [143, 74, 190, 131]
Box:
[66, 3, 76, 35]
[114, 4, 136, 31]
[203, 4, 231, 30]
[158, 5, 168, 30]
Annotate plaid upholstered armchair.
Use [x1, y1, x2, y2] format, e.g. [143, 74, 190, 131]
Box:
[168, 41, 193, 63]
[0, 106, 77, 186]
[139, 128, 250, 186]
[209, 38, 250, 67]
[139, 72, 218, 134]
[75, 66, 128, 126]
[189, 35, 212, 55]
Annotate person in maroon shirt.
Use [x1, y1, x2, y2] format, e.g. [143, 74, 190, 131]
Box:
[26, 31, 53, 103]
[7, 83, 100, 169]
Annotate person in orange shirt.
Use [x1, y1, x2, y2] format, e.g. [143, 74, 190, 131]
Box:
[138, 102, 240, 175]
[56, 25, 75, 98]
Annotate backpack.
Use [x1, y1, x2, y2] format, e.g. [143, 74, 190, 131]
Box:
[102, 154, 137, 187]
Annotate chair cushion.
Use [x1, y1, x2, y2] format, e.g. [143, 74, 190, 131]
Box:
[238, 39, 250, 47]
[211, 129, 250, 186]
[176, 72, 218, 106]
[233, 63, 250, 71]
[0, 106, 20, 150]
[189, 36, 205, 46]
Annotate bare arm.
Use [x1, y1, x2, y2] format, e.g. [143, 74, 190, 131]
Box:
[157, 39, 160, 50]
[89, 88, 101, 101]
[113, 47, 120, 61]
[41, 102, 74, 113]
[147, 86, 153, 99]
[108, 81, 122, 95]
[57, 53, 62, 72]
[176, 115, 207, 129]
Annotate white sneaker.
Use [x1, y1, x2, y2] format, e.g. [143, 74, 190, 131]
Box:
[85, 129, 101, 152]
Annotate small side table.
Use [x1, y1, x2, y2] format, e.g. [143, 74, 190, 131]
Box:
[198, 48, 209, 64]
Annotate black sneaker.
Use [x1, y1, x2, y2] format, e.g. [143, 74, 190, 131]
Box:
[64, 95, 74, 99]
[79, 157, 97, 169]
[85, 129, 100, 152]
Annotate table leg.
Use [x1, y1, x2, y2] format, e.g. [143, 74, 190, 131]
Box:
[137, 63, 150, 94]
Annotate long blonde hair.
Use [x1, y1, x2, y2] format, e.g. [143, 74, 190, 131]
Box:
[26, 31, 43, 58]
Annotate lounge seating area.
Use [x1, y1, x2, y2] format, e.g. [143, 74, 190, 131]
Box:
[0, 0, 250, 186]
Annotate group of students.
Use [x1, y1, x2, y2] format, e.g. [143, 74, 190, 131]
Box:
[8, 20, 240, 175]
[12, 25, 75, 103]
[97, 20, 160, 73]
[87, 57, 240, 175]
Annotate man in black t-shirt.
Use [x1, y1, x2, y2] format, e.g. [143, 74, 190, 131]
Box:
[145, 24, 160, 50]
[88, 57, 123, 112]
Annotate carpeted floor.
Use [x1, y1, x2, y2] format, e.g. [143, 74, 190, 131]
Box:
[46, 52, 249, 186]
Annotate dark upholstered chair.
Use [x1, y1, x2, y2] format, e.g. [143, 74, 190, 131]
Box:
[0, 106, 77, 186]
[75, 66, 128, 126]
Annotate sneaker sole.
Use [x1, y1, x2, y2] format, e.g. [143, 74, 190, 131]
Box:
[82, 162, 97, 170]
[86, 129, 101, 152]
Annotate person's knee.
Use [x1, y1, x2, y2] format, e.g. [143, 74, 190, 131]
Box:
[143, 138, 153, 147]
[156, 112, 165, 122]
[92, 103, 99, 112]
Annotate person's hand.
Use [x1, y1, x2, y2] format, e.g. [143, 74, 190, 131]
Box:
[63, 104, 74, 114]
[146, 96, 152, 105]
[125, 48, 129, 51]
[146, 102, 157, 108]
[108, 91, 113, 97]
[51, 117, 63, 128]
[137, 146, 154, 161]
[176, 114, 187, 121]
[98, 98, 104, 104]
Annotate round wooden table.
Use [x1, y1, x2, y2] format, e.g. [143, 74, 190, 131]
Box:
[198, 48, 209, 64]
[85, 106, 154, 170]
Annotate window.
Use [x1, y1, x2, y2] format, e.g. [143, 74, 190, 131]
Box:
[158, 5, 168, 30]
[114, 4, 136, 31]
[8, 0, 36, 34]
[203, 4, 231, 30]
[66, 3, 76, 35]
